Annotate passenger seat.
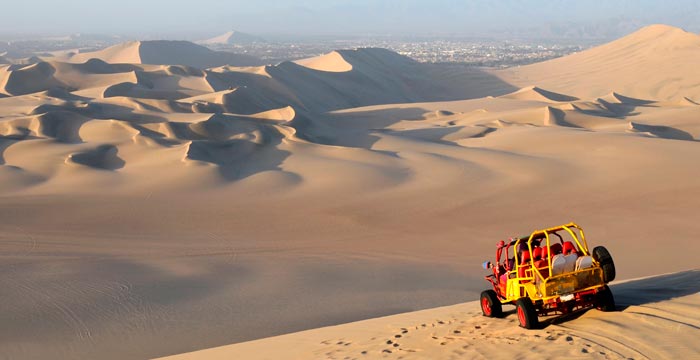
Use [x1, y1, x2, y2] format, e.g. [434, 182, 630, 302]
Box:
[518, 250, 532, 279]
[575, 256, 594, 271]
[532, 247, 549, 279]
[562, 241, 579, 272]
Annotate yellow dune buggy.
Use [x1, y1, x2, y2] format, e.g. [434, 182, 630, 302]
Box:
[480, 223, 616, 329]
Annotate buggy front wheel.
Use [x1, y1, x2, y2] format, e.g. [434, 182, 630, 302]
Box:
[480, 290, 503, 318]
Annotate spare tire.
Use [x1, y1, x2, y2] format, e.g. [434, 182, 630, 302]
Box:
[592, 246, 616, 283]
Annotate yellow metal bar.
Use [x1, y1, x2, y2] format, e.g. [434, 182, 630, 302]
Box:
[545, 231, 552, 278]
[561, 224, 589, 256]
[577, 227, 590, 255]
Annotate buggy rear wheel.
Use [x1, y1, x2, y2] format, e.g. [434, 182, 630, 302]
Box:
[592, 246, 616, 283]
[516, 297, 539, 329]
[480, 290, 502, 318]
[596, 285, 616, 312]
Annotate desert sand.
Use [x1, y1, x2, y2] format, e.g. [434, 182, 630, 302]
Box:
[1, 24, 699, 359]
[159, 271, 700, 360]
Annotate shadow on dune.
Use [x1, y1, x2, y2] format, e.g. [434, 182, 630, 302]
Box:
[595, 93, 658, 118]
[540, 270, 700, 327]
[611, 270, 700, 309]
[0, 251, 472, 360]
[0, 132, 39, 165]
[292, 107, 429, 149]
[628, 122, 697, 142]
[69, 144, 126, 170]
[0, 257, 250, 346]
[272, 57, 518, 114]
[381, 126, 466, 146]
[186, 135, 292, 182]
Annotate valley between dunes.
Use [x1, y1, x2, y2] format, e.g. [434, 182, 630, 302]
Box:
[1, 24, 699, 359]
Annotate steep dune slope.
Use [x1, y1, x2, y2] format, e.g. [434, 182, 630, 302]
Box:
[293, 51, 354, 72]
[496, 24, 700, 100]
[160, 271, 700, 360]
[199, 31, 264, 45]
[211, 48, 512, 115]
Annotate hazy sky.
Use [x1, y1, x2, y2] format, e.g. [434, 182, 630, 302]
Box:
[1, 0, 699, 39]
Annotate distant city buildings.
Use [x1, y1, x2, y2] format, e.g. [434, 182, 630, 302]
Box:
[209, 38, 591, 68]
[0, 35, 592, 68]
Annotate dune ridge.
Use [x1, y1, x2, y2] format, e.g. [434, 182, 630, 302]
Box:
[294, 51, 353, 72]
[500, 86, 580, 102]
[199, 30, 264, 45]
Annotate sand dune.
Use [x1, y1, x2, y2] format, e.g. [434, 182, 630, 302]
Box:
[1, 24, 699, 360]
[294, 51, 354, 72]
[199, 30, 264, 45]
[160, 270, 700, 360]
[3, 47, 511, 107]
[496, 24, 700, 100]
[500, 86, 580, 102]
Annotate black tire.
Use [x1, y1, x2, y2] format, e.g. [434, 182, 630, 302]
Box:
[480, 290, 503, 318]
[592, 246, 616, 283]
[596, 285, 616, 312]
[516, 297, 539, 329]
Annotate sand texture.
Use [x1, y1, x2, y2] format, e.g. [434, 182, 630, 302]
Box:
[0, 25, 699, 359]
[159, 271, 700, 360]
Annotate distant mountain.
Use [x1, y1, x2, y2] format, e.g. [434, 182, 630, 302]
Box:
[199, 31, 265, 45]
[69, 40, 264, 68]
[220, 0, 700, 39]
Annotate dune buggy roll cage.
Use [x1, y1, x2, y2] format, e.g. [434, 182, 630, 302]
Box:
[501, 222, 590, 280]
